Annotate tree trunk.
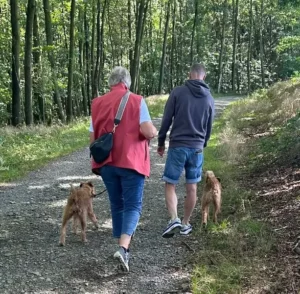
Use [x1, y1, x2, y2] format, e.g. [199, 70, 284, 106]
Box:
[66, 0, 76, 123]
[33, 9, 45, 123]
[259, 0, 265, 87]
[99, 0, 108, 92]
[24, 0, 36, 126]
[84, 3, 91, 113]
[43, 0, 65, 122]
[170, 0, 176, 90]
[92, 0, 101, 98]
[131, 0, 149, 93]
[231, 0, 239, 92]
[128, 0, 133, 73]
[90, 0, 96, 98]
[217, 0, 227, 93]
[10, 0, 21, 126]
[78, 7, 88, 116]
[247, 0, 253, 93]
[158, 0, 171, 94]
[190, 0, 199, 64]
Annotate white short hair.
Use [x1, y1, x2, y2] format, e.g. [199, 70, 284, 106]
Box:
[108, 66, 131, 88]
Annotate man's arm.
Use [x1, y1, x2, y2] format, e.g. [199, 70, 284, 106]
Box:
[204, 102, 215, 148]
[157, 91, 176, 147]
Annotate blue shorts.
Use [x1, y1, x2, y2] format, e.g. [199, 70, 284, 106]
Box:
[162, 147, 204, 185]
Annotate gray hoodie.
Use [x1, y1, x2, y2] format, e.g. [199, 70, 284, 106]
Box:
[158, 79, 215, 150]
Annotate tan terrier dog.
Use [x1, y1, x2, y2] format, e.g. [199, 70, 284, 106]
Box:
[59, 182, 99, 246]
[201, 171, 222, 227]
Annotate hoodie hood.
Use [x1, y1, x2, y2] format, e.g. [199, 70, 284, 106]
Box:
[185, 79, 210, 98]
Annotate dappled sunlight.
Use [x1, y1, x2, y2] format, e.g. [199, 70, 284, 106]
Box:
[101, 218, 112, 229]
[57, 175, 100, 181]
[49, 199, 67, 208]
[28, 184, 51, 190]
[0, 182, 19, 188]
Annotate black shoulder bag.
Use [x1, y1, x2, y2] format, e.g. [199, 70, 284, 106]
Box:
[90, 91, 130, 164]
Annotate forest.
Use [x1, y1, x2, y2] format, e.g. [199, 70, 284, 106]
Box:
[0, 0, 300, 126]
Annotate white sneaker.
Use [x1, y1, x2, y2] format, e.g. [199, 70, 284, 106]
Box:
[180, 223, 192, 235]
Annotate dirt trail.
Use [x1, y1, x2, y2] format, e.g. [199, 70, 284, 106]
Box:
[0, 96, 239, 294]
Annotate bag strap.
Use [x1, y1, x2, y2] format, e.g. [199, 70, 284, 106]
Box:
[112, 91, 130, 133]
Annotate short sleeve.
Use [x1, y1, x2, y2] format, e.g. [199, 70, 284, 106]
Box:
[89, 118, 94, 132]
[140, 98, 152, 124]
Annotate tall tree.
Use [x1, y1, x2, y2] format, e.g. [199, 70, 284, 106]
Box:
[158, 0, 171, 94]
[10, 0, 21, 126]
[33, 8, 45, 123]
[247, 0, 253, 93]
[170, 0, 177, 90]
[24, 0, 36, 126]
[259, 0, 265, 87]
[231, 0, 239, 92]
[66, 0, 76, 123]
[190, 0, 199, 63]
[43, 0, 65, 122]
[217, 0, 228, 93]
[131, 0, 149, 92]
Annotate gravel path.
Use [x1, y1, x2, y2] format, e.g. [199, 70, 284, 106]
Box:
[0, 96, 239, 294]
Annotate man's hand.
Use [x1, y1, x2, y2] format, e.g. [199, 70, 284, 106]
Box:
[157, 146, 165, 157]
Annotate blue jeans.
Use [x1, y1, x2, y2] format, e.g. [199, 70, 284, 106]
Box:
[162, 147, 204, 184]
[99, 165, 145, 238]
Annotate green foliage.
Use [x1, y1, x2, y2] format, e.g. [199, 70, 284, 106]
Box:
[2, 0, 300, 125]
[220, 78, 300, 170]
[190, 121, 274, 293]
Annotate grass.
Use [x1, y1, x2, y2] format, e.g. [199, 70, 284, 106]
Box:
[219, 78, 300, 171]
[0, 118, 90, 183]
[189, 121, 274, 294]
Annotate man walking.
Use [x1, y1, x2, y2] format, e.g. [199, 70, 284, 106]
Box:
[157, 63, 215, 238]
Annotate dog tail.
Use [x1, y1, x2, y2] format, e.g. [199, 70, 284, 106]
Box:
[68, 185, 81, 213]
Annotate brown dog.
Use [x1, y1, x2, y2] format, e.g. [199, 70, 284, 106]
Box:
[201, 171, 222, 227]
[59, 182, 99, 246]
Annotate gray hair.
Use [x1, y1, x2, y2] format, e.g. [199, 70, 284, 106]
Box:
[108, 66, 131, 88]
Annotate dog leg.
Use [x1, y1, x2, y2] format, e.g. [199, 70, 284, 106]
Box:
[72, 215, 79, 235]
[87, 204, 99, 229]
[78, 212, 88, 243]
[59, 209, 73, 246]
[213, 198, 221, 224]
[201, 203, 209, 228]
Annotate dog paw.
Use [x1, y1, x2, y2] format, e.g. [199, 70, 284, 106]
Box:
[59, 242, 65, 247]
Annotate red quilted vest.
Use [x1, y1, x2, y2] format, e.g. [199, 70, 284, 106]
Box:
[91, 83, 150, 177]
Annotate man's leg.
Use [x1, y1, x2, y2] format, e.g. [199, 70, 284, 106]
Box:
[180, 149, 203, 235]
[183, 183, 197, 225]
[165, 183, 178, 220]
[162, 147, 186, 237]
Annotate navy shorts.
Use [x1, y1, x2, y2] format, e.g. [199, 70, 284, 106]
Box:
[162, 147, 204, 185]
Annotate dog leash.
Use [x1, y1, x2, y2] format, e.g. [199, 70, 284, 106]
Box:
[94, 188, 107, 196]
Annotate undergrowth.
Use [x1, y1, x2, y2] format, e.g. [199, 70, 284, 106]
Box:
[0, 118, 90, 182]
[191, 121, 274, 294]
[220, 78, 300, 171]
[190, 78, 300, 293]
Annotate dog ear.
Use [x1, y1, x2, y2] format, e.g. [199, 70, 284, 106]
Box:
[80, 182, 84, 188]
[87, 181, 94, 187]
[216, 177, 221, 183]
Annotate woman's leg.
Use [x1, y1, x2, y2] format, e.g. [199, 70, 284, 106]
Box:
[119, 168, 145, 249]
[100, 165, 123, 239]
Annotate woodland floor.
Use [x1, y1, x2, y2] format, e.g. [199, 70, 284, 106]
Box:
[3, 96, 298, 294]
